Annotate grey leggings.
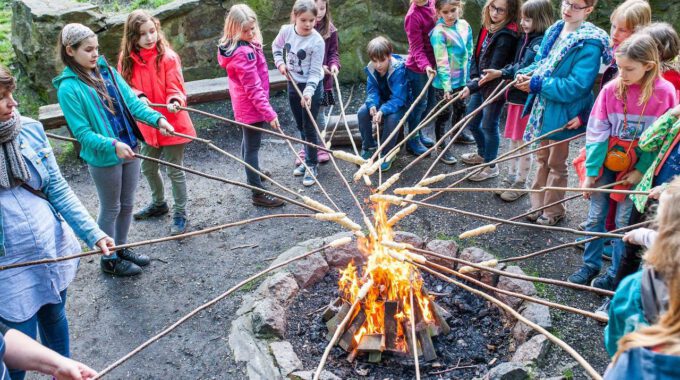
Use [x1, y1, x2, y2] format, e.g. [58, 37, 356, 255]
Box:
[88, 158, 141, 245]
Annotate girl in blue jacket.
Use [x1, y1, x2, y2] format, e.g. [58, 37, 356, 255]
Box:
[515, 0, 611, 226]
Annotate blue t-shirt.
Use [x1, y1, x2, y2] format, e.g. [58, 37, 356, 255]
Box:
[98, 68, 138, 149]
[654, 141, 680, 186]
[0, 323, 10, 380]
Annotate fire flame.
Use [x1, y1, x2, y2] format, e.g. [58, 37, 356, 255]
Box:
[337, 201, 434, 351]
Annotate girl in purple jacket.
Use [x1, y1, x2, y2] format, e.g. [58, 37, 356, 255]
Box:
[217, 4, 284, 208]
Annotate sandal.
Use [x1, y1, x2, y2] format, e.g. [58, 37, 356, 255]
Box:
[536, 214, 565, 226]
[525, 210, 542, 222]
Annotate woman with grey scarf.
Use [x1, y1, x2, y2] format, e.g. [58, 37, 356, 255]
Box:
[0, 67, 114, 380]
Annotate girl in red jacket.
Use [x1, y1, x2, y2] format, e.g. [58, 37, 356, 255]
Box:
[118, 10, 197, 235]
[218, 4, 284, 208]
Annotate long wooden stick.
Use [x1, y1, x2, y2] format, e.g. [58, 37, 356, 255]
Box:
[409, 280, 420, 380]
[46, 133, 316, 212]
[403, 199, 625, 239]
[417, 185, 647, 196]
[0, 214, 311, 271]
[407, 245, 614, 297]
[544, 186, 649, 195]
[313, 279, 373, 380]
[501, 220, 653, 263]
[332, 73, 360, 156]
[367, 74, 435, 163]
[414, 262, 603, 380]
[327, 85, 354, 145]
[95, 237, 352, 379]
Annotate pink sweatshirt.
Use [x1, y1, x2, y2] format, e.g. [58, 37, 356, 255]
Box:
[405, 0, 436, 73]
[217, 41, 277, 124]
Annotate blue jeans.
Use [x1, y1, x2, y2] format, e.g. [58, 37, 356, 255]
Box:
[357, 104, 405, 153]
[466, 91, 504, 163]
[1, 290, 69, 380]
[288, 82, 322, 167]
[406, 69, 436, 134]
[583, 169, 633, 276]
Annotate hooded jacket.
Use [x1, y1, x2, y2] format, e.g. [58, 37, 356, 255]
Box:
[218, 41, 277, 124]
[364, 54, 408, 115]
[604, 347, 680, 380]
[405, 0, 437, 74]
[53, 56, 163, 167]
[468, 22, 519, 96]
[501, 31, 544, 105]
[315, 20, 341, 93]
[118, 47, 195, 148]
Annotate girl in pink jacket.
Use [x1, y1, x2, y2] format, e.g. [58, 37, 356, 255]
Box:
[218, 4, 284, 208]
[119, 10, 196, 235]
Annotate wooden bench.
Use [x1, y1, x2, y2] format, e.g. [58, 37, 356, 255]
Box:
[38, 69, 287, 130]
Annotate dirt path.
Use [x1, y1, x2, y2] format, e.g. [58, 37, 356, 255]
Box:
[38, 87, 612, 379]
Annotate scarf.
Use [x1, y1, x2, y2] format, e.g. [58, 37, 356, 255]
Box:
[523, 21, 612, 142]
[0, 110, 31, 189]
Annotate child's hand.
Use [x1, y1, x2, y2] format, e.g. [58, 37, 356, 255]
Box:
[369, 106, 377, 116]
[671, 104, 680, 118]
[425, 66, 436, 78]
[115, 141, 135, 160]
[460, 87, 471, 99]
[158, 118, 175, 136]
[444, 91, 454, 101]
[623, 228, 657, 248]
[372, 110, 383, 125]
[323, 65, 331, 75]
[139, 96, 150, 105]
[330, 66, 339, 75]
[52, 357, 98, 380]
[95, 236, 115, 256]
[301, 95, 312, 108]
[622, 170, 643, 186]
[278, 64, 288, 77]
[479, 69, 501, 86]
[649, 185, 665, 199]
[581, 176, 597, 199]
[565, 117, 582, 130]
[167, 101, 180, 113]
[270, 117, 281, 130]
[515, 74, 531, 92]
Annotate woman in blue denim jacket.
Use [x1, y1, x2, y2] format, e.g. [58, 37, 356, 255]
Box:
[0, 67, 113, 380]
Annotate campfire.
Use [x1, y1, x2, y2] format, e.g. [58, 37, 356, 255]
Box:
[323, 201, 450, 363]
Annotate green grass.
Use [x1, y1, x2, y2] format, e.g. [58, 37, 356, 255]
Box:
[562, 367, 574, 380]
[98, 0, 175, 13]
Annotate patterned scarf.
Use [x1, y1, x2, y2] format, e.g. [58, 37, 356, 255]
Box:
[0, 110, 30, 189]
[523, 21, 612, 141]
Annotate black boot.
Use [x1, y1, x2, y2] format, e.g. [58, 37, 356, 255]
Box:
[100, 256, 142, 277]
[133, 202, 169, 220]
[118, 248, 151, 267]
[252, 192, 285, 207]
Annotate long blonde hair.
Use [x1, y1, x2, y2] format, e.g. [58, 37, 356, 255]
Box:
[119, 10, 169, 83]
[219, 4, 263, 53]
[615, 33, 660, 106]
[614, 177, 680, 360]
[610, 0, 651, 35]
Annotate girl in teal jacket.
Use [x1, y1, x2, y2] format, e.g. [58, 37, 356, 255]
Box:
[53, 23, 175, 277]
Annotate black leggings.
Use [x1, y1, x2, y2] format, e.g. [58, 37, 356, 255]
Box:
[612, 200, 657, 289]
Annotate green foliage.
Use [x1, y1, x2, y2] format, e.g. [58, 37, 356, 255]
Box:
[0, 0, 13, 68]
[562, 367, 574, 380]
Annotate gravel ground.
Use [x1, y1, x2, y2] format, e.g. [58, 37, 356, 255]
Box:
[32, 84, 613, 379]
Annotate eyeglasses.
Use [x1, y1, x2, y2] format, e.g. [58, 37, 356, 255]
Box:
[561, 1, 591, 11]
[489, 4, 507, 15]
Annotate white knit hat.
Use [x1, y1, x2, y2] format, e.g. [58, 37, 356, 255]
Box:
[61, 23, 96, 47]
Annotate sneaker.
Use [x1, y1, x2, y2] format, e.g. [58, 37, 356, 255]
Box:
[594, 298, 611, 320]
[461, 153, 484, 165]
[171, 213, 189, 236]
[500, 181, 527, 202]
[468, 166, 499, 182]
[526, 210, 542, 222]
[252, 192, 285, 208]
[536, 213, 565, 226]
[100, 256, 142, 277]
[577, 220, 588, 231]
[406, 136, 428, 156]
[118, 247, 151, 267]
[293, 164, 306, 177]
[361, 148, 376, 160]
[133, 202, 169, 220]
[568, 265, 599, 285]
[495, 176, 515, 195]
[303, 166, 318, 187]
[381, 156, 395, 172]
[454, 130, 476, 144]
[591, 274, 616, 291]
[420, 133, 435, 148]
[440, 150, 457, 165]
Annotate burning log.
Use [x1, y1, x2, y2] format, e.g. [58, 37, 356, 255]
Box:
[357, 334, 386, 363]
[339, 310, 367, 351]
[322, 297, 344, 321]
[384, 301, 399, 352]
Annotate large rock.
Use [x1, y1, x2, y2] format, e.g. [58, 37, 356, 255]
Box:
[425, 239, 459, 268]
[485, 362, 530, 380]
[393, 231, 425, 248]
[229, 315, 282, 380]
[252, 298, 287, 339]
[512, 302, 552, 344]
[290, 370, 341, 380]
[511, 334, 551, 365]
[495, 266, 536, 310]
[270, 238, 329, 289]
[269, 341, 302, 377]
[322, 232, 364, 268]
[255, 271, 299, 307]
[459, 247, 500, 285]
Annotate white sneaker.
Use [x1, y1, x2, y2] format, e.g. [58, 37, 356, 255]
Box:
[293, 164, 306, 176]
[468, 166, 500, 182]
[461, 153, 485, 165]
